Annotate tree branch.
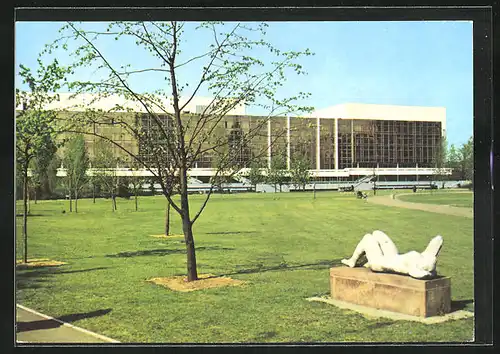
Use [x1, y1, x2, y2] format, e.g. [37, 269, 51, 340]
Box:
[60, 128, 182, 215]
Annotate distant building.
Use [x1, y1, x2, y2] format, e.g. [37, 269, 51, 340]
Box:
[16, 93, 448, 181]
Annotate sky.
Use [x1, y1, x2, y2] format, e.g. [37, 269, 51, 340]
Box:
[15, 21, 473, 146]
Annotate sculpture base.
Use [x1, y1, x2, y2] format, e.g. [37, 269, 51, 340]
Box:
[330, 267, 451, 317]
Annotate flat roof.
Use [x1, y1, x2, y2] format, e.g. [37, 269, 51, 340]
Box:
[16, 94, 446, 131]
[16, 92, 247, 116]
[309, 103, 446, 123]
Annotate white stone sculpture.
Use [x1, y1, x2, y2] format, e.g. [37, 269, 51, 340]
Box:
[341, 230, 443, 279]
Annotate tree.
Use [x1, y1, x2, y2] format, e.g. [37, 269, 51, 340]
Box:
[148, 178, 156, 196]
[246, 160, 265, 192]
[29, 137, 58, 204]
[47, 21, 313, 281]
[164, 174, 180, 236]
[63, 134, 89, 212]
[289, 152, 310, 191]
[446, 143, 461, 177]
[88, 163, 98, 203]
[30, 142, 59, 201]
[128, 159, 147, 211]
[432, 136, 448, 190]
[267, 150, 288, 193]
[92, 138, 121, 211]
[16, 59, 66, 263]
[460, 136, 473, 184]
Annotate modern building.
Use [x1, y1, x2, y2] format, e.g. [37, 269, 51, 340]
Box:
[17, 93, 450, 182]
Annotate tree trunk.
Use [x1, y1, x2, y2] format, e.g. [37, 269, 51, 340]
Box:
[135, 189, 138, 211]
[165, 200, 171, 236]
[75, 188, 78, 213]
[23, 172, 28, 264]
[69, 185, 73, 212]
[180, 167, 198, 281]
[112, 195, 117, 212]
[34, 188, 37, 204]
[92, 183, 96, 204]
[168, 34, 198, 281]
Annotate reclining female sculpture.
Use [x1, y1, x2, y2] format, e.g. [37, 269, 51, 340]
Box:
[341, 230, 443, 279]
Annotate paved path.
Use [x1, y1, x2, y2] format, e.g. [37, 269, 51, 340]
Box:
[16, 305, 119, 344]
[367, 193, 473, 218]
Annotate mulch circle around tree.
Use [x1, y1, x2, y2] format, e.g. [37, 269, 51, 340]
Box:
[146, 274, 246, 292]
[16, 258, 67, 269]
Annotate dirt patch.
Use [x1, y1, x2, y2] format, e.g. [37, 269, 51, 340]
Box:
[147, 274, 245, 292]
[150, 234, 184, 239]
[16, 258, 67, 268]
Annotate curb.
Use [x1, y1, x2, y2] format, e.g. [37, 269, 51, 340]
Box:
[16, 304, 120, 343]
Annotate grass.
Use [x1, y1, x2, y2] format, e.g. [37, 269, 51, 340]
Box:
[15, 192, 473, 343]
[397, 191, 473, 208]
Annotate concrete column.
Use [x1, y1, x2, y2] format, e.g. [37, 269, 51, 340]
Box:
[334, 118, 339, 170]
[350, 120, 354, 168]
[316, 117, 321, 170]
[267, 118, 272, 169]
[287, 115, 291, 170]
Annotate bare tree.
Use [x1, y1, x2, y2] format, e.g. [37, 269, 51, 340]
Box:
[46, 21, 313, 281]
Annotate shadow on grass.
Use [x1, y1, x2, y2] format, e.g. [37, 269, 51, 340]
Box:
[56, 267, 111, 275]
[205, 231, 257, 235]
[451, 299, 474, 312]
[214, 259, 342, 278]
[105, 246, 235, 258]
[16, 266, 111, 290]
[17, 308, 112, 332]
[16, 214, 49, 217]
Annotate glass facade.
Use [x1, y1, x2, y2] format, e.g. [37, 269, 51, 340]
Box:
[99, 113, 443, 171]
[319, 118, 336, 170]
[269, 117, 288, 168]
[289, 118, 316, 169]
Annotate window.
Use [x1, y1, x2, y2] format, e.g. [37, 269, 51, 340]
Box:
[196, 105, 208, 114]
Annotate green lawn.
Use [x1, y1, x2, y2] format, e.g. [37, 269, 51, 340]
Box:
[16, 192, 474, 343]
[397, 191, 473, 208]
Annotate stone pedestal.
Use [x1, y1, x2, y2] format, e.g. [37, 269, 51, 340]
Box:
[330, 267, 451, 317]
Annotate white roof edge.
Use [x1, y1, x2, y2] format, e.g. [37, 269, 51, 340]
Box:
[15, 92, 247, 115]
[308, 102, 446, 123]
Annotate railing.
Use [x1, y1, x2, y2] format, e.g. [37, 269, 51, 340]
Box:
[25, 166, 453, 178]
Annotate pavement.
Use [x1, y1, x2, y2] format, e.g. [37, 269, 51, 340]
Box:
[306, 296, 474, 324]
[367, 193, 473, 218]
[16, 305, 119, 344]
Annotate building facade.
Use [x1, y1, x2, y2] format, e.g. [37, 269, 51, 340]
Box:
[18, 94, 447, 180]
